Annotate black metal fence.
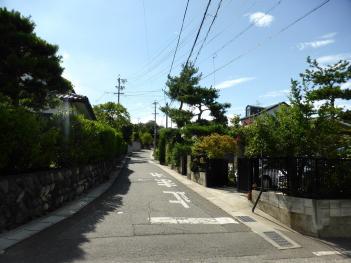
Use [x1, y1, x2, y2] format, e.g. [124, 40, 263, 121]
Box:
[237, 157, 351, 198]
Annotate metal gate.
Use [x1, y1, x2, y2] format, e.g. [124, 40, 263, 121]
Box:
[237, 158, 259, 192]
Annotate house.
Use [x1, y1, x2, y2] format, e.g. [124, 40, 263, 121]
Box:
[43, 92, 96, 120]
[240, 102, 288, 125]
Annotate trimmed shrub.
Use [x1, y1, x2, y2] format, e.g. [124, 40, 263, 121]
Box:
[140, 132, 153, 147]
[157, 128, 181, 164]
[54, 114, 124, 167]
[181, 123, 228, 138]
[0, 103, 59, 174]
[171, 143, 191, 166]
[192, 133, 236, 159]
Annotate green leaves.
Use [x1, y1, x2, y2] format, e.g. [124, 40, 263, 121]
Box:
[0, 8, 72, 109]
[164, 63, 230, 127]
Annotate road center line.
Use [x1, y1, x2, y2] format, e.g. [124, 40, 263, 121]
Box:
[150, 217, 238, 224]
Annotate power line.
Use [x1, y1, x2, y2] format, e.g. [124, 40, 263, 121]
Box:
[194, 0, 223, 64]
[203, 0, 282, 62]
[169, 0, 191, 75]
[185, 0, 212, 66]
[203, 0, 331, 80]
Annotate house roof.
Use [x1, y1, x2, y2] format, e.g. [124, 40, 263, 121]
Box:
[240, 102, 288, 122]
[57, 93, 89, 102]
[58, 93, 96, 120]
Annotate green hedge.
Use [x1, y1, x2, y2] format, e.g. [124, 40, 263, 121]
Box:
[0, 104, 126, 175]
[0, 103, 59, 173]
[157, 128, 180, 165]
[54, 115, 125, 167]
[181, 123, 228, 138]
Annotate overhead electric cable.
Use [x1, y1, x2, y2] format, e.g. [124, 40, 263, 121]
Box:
[193, 0, 223, 63]
[202, 0, 331, 80]
[185, 0, 212, 66]
[169, 0, 191, 75]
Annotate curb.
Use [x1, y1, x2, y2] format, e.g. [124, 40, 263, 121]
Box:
[0, 157, 128, 253]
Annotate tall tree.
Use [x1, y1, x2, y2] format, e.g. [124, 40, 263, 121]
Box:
[0, 8, 72, 109]
[302, 56, 351, 119]
[163, 63, 230, 127]
[93, 102, 132, 142]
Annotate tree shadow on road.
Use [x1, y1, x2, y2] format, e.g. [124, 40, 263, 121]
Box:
[1, 159, 133, 263]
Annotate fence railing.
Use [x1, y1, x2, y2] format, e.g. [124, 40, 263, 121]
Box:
[237, 157, 351, 199]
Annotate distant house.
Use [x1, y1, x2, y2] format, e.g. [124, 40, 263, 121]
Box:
[43, 92, 96, 120]
[240, 102, 288, 126]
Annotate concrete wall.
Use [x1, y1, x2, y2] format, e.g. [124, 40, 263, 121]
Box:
[252, 190, 351, 238]
[0, 160, 117, 233]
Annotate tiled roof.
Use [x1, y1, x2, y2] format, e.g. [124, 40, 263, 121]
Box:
[57, 93, 88, 102]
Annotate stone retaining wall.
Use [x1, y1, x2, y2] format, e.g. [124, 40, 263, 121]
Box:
[252, 190, 351, 237]
[0, 160, 118, 233]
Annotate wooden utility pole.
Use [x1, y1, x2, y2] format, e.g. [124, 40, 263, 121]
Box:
[165, 102, 169, 128]
[152, 101, 158, 150]
[115, 75, 127, 104]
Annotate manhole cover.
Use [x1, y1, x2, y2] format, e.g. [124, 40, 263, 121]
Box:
[263, 231, 293, 247]
[236, 216, 256, 222]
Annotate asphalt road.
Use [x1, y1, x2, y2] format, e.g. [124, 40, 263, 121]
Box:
[1, 151, 350, 262]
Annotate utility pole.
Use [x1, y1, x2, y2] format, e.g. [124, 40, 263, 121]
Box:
[152, 101, 158, 150]
[165, 102, 169, 128]
[115, 75, 127, 104]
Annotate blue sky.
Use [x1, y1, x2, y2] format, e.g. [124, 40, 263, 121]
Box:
[2, 0, 351, 125]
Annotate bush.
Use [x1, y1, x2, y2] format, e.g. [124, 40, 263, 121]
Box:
[181, 123, 228, 138]
[54, 114, 124, 167]
[171, 143, 191, 166]
[192, 133, 236, 159]
[157, 128, 181, 164]
[0, 104, 126, 175]
[140, 132, 153, 147]
[0, 103, 59, 174]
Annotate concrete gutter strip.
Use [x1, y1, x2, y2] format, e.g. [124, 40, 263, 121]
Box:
[0, 157, 128, 252]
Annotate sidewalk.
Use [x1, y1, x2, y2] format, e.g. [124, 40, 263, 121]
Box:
[151, 157, 340, 251]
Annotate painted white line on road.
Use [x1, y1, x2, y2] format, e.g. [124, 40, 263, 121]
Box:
[313, 250, 351, 256]
[150, 217, 238, 224]
[150, 172, 163, 178]
[155, 178, 177, 187]
[163, 191, 191, 208]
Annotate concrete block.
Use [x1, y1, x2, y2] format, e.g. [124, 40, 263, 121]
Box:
[317, 200, 330, 209]
[304, 207, 314, 215]
[330, 208, 341, 217]
[341, 208, 351, 216]
[330, 200, 341, 209]
[340, 201, 351, 208]
[304, 199, 313, 208]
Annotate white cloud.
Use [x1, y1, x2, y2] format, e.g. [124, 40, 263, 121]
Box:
[320, 32, 337, 39]
[260, 89, 289, 98]
[62, 70, 85, 94]
[297, 39, 334, 50]
[249, 12, 274, 27]
[317, 53, 351, 65]
[215, 77, 255, 90]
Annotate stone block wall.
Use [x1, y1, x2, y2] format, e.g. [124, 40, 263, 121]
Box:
[0, 160, 117, 233]
[252, 190, 351, 238]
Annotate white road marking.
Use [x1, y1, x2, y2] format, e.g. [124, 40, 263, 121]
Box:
[150, 217, 238, 224]
[155, 178, 177, 187]
[150, 172, 164, 178]
[313, 250, 351, 256]
[117, 211, 124, 214]
[163, 191, 191, 208]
